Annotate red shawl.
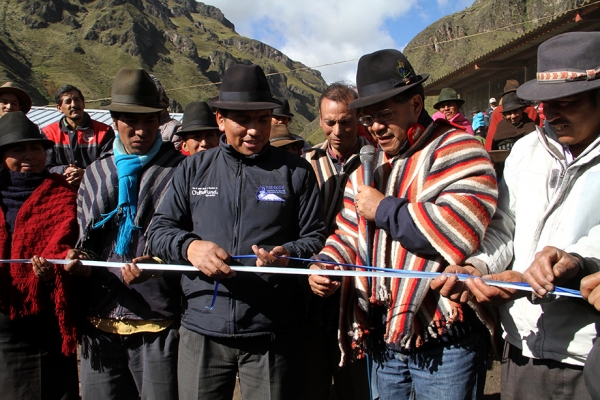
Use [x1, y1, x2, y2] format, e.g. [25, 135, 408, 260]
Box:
[0, 174, 78, 355]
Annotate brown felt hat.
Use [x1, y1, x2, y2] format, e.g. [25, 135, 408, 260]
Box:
[0, 82, 32, 114]
[0, 112, 53, 152]
[100, 68, 166, 113]
[269, 125, 304, 148]
[180, 101, 218, 134]
[349, 49, 429, 109]
[518, 32, 600, 101]
[502, 80, 520, 97]
[208, 64, 281, 110]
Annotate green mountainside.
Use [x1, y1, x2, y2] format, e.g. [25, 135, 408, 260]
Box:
[0, 0, 328, 134]
[0, 0, 589, 144]
[404, 0, 583, 82]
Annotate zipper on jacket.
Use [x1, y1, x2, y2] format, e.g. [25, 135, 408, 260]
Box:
[230, 160, 243, 336]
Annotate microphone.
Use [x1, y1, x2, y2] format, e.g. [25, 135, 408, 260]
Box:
[359, 145, 376, 186]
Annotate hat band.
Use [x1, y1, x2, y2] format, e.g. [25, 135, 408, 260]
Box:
[537, 66, 600, 83]
[184, 119, 217, 128]
[220, 90, 273, 102]
[360, 78, 414, 97]
[112, 93, 160, 106]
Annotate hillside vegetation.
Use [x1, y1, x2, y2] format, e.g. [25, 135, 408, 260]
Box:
[0, 0, 328, 134]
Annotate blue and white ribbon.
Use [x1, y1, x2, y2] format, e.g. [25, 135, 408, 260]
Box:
[0, 256, 582, 299]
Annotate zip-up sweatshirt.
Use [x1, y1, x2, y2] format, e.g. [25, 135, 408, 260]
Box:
[147, 139, 326, 338]
[42, 113, 115, 173]
[469, 122, 600, 365]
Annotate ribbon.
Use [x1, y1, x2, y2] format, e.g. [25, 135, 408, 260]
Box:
[0, 256, 581, 299]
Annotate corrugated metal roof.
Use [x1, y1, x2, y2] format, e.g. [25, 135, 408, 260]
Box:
[26, 106, 183, 129]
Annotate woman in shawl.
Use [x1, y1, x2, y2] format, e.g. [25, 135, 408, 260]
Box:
[432, 87, 475, 135]
[0, 112, 79, 399]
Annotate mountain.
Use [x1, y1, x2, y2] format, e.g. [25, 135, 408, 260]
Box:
[404, 0, 584, 83]
[0, 0, 328, 133]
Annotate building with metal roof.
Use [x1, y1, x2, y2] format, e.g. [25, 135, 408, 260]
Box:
[26, 106, 183, 129]
[423, 2, 600, 113]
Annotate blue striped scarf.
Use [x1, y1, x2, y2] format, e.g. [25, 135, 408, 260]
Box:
[93, 134, 162, 256]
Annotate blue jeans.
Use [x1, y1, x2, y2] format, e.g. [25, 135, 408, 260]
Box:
[373, 333, 488, 400]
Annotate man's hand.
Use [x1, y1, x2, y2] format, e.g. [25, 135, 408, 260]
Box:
[581, 272, 600, 312]
[63, 249, 92, 277]
[187, 240, 234, 279]
[64, 165, 84, 186]
[522, 246, 580, 297]
[32, 255, 55, 282]
[252, 245, 290, 267]
[465, 270, 524, 305]
[121, 255, 156, 285]
[355, 184, 385, 221]
[308, 263, 341, 297]
[430, 265, 482, 303]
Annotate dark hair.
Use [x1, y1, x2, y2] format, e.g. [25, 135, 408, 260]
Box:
[318, 82, 358, 112]
[55, 85, 84, 105]
[391, 83, 425, 104]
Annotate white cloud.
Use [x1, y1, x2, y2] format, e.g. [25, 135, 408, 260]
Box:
[204, 0, 419, 84]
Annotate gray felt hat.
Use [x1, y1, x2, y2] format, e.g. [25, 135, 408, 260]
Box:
[518, 32, 600, 101]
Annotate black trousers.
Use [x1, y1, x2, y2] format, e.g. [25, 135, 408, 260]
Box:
[0, 311, 79, 400]
[178, 326, 301, 400]
[501, 342, 592, 400]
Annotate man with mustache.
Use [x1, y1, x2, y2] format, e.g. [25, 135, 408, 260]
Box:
[436, 32, 600, 399]
[42, 85, 115, 187]
[309, 49, 498, 399]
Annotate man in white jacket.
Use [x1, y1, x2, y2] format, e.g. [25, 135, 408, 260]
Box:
[431, 32, 600, 400]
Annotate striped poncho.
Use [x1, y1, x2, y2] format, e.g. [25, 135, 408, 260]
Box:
[320, 120, 498, 365]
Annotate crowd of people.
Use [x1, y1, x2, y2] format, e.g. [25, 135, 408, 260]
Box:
[1, 30, 600, 400]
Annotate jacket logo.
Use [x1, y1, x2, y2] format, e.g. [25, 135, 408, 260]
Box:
[192, 186, 218, 197]
[82, 129, 95, 143]
[256, 186, 285, 202]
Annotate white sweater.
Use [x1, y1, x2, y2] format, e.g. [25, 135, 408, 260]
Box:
[470, 125, 600, 366]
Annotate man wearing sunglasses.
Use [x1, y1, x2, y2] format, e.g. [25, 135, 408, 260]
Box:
[309, 49, 498, 399]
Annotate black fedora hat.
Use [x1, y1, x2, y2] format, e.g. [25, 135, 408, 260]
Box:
[501, 92, 524, 113]
[273, 99, 294, 118]
[180, 101, 218, 134]
[433, 88, 465, 109]
[0, 82, 32, 114]
[100, 68, 166, 113]
[208, 64, 282, 110]
[349, 49, 429, 109]
[518, 32, 600, 101]
[0, 112, 53, 151]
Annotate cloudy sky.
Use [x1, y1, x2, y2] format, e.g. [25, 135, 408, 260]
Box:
[206, 0, 475, 84]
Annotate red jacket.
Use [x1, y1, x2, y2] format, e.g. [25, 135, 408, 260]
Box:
[0, 174, 79, 354]
[42, 113, 114, 173]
